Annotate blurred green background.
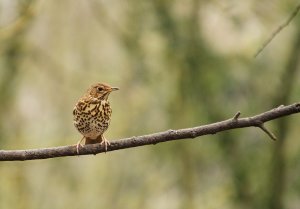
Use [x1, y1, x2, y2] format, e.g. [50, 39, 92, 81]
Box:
[0, 0, 300, 209]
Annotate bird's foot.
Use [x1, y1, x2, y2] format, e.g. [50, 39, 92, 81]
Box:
[75, 136, 85, 154]
[100, 137, 111, 153]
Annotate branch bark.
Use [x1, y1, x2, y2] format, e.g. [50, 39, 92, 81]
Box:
[0, 103, 299, 161]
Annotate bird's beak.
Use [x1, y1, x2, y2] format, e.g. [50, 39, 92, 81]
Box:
[111, 87, 119, 91]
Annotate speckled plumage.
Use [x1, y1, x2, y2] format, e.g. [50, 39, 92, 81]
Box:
[73, 83, 118, 152]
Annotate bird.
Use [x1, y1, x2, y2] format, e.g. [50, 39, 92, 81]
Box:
[73, 83, 119, 153]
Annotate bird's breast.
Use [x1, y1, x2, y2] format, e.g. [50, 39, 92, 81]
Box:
[73, 100, 112, 138]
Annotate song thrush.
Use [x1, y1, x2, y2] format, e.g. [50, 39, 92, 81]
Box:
[73, 83, 119, 153]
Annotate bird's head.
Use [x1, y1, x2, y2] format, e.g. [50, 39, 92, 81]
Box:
[87, 83, 119, 100]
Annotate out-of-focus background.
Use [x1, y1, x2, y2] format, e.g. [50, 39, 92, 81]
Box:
[0, 0, 299, 208]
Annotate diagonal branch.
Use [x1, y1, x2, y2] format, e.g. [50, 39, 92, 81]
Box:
[0, 103, 299, 161]
[254, 3, 300, 58]
[257, 123, 277, 140]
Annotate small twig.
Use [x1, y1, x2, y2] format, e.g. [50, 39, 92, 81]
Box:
[0, 103, 299, 161]
[257, 123, 277, 141]
[254, 3, 300, 58]
[233, 111, 241, 120]
[276, 104, 285, 109]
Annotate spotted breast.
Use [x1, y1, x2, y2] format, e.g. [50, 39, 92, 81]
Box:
[73, 99, 112, 140]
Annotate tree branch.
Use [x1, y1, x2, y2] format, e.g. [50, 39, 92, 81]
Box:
[0, 103, 299, 161]
[257, 123, 277, 140]
[254, 3, 300, 58]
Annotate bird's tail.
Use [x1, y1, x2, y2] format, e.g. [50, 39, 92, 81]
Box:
[84, 135, 102, 145]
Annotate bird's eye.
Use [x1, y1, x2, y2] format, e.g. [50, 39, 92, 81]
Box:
[97, 87, 103, 91]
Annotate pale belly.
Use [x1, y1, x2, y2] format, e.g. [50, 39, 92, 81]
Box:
[81, 119, 109, 139]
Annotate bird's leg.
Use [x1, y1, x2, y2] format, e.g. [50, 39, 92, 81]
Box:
[100, 135, 111, 153]
[76, 136, 85, 154]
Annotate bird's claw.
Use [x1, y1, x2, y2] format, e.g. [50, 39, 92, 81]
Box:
[76, 143, 83, 155]
[100, 139, 111, 153]
[76, 136, 85, 155]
